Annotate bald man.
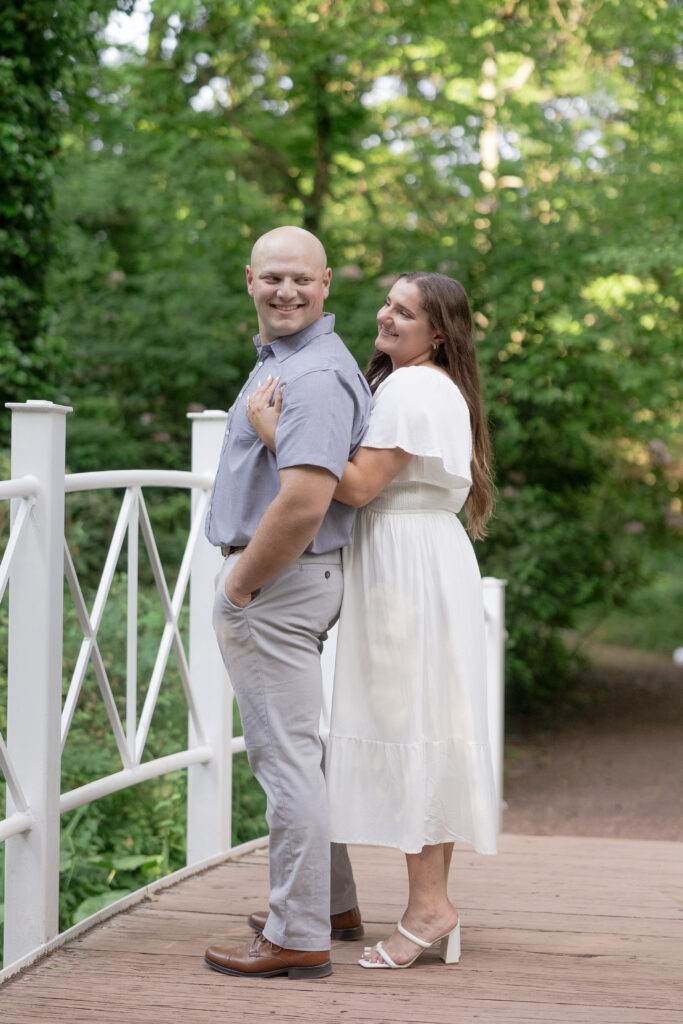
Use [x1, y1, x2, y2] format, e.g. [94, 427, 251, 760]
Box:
[204, 227, 371, 979]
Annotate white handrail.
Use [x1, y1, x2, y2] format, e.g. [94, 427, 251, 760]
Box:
[65, 469, 213, 492]
[57, 734, 247, 814]
[0, 812, 35, 844]
[0, 401, 237, 970]
[0, 400, 506, 978]
[0, 474, 41, 501]
[60, 746, 213, 813]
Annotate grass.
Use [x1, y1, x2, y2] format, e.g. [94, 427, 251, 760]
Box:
[576, 542, 683, 655]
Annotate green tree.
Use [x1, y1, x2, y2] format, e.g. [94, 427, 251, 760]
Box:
[0, 1, 117, 435]
[43, 0, 681, 708]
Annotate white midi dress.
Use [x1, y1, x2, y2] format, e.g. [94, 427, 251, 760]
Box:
[326, 366, 498, 855]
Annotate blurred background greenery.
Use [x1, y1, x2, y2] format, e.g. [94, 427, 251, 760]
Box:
[1, 0, 681, 942]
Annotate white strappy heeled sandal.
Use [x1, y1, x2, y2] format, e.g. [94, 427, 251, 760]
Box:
[358, 917, 461, 969]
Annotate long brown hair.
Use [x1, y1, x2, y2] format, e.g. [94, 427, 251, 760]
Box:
[365, 272, 494, 539]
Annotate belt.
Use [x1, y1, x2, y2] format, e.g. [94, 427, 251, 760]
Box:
[221, 544, 246, 557]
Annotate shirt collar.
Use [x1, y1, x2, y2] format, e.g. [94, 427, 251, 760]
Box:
[253, 312, 336, 361]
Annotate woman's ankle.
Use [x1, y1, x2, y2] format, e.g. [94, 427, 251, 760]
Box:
[403, 898, 457, 927]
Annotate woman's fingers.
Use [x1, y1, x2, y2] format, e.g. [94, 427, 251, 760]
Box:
[273, 386, 283, 411]
[264, 376, 280, 402]
[248, 375, 280, 410]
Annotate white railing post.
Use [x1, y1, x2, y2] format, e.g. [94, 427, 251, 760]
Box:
[186, 411, 232, 863]
[4, 400, 72, 964]
[482, 576, 507, 827]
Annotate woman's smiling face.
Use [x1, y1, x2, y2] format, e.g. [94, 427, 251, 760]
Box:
[375, 279, 442, 370]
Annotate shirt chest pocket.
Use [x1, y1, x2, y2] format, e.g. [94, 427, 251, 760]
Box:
[231, 402, 260, 444]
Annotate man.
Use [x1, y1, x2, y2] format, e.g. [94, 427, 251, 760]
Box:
[204, 226, 371, 979]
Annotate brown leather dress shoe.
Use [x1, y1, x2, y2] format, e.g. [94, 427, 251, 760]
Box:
[247, 905, 364, 942]
[204, 933, 332, 979]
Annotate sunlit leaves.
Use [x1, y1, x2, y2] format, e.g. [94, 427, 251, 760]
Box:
[14, 0, 677, 708]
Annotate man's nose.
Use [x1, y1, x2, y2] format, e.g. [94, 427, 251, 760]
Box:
[276, 279, 297, 300]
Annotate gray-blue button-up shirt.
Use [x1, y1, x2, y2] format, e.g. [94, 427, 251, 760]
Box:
[205, 313, 371, 554]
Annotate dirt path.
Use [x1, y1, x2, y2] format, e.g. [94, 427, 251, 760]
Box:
[502, 642, 683, 841]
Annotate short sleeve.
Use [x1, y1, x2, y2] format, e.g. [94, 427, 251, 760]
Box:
[362, 367, 473, 488]
[275, 369, 355, 480]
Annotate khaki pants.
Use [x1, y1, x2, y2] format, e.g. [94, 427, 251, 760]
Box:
[212, 549, 358, 951]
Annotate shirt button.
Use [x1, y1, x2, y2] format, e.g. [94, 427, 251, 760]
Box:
[257, 361, 263, 368]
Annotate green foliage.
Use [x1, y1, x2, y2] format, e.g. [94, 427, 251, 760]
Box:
[0, 477, 264, 956]
[55, 643, 263, 933]
[2, 2, 681, 955]
[0, 557, 265, 955]
[578, 541, 683, 654]
[58, 784, 178, 929]
[0, 1, 117, 436]
[4, 1, 683, 710]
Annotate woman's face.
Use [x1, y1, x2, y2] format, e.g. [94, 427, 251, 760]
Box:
[375, 279, 442, 370]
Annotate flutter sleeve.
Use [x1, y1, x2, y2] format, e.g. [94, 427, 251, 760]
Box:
[361, 367, 473, 489]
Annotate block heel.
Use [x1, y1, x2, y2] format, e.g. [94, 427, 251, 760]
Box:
[439, 920, 461, 964]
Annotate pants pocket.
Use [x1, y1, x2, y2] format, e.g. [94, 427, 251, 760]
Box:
[297, 563, 343, 634]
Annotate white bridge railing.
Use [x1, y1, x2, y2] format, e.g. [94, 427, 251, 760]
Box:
[0, 399, 506, 979]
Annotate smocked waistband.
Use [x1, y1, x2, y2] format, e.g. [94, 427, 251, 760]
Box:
[366, 483, 461, 515]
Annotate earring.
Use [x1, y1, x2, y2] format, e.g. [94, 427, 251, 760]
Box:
[432, 342, 439, 350]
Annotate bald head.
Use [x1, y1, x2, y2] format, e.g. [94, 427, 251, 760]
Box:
[250, 226, 327, 273]
[246, 226, 332, 343]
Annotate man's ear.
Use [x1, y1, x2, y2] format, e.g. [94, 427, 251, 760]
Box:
[323, 267, 332, 297]
[246, 265, 254, 295]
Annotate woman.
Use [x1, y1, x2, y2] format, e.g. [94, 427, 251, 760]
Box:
[247, 272, 498, 970]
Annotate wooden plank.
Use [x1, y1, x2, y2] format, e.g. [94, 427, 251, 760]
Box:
[18, 943, 683, 999]
[1, 834, 681, 1024]
[4, 968, 682, 1024]
[53, 913, 681, 993]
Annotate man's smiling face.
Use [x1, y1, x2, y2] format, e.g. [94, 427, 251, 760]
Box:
[246, 229, 331, 343]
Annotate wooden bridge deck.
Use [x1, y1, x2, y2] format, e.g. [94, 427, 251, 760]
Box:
[1, 834, 681, 1023]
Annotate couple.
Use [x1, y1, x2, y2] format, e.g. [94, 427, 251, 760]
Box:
[204, 225, 498, 979]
